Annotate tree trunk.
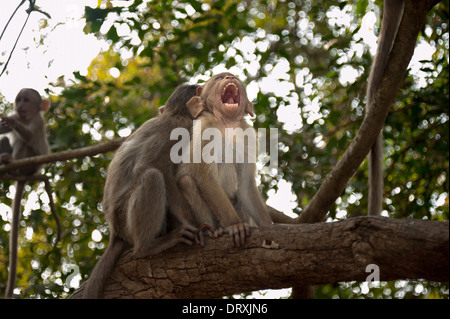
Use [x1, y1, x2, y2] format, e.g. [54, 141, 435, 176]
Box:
[72, 217, 448, 299]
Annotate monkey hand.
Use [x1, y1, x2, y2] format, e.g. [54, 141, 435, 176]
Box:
[1, 116, 16, 129]
[213, 227, 224, 238]
[198, 222, 215, 237]
[198, 222, 223, 237]
[224, 222, 251, 248]
[173, 223, 199, 246]
[194, 222, 211, 247]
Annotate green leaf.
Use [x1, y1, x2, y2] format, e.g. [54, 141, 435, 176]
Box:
[107, 25, 120, 42]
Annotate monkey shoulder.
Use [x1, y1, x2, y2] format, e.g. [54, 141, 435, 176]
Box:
[114, 113, 192, 173]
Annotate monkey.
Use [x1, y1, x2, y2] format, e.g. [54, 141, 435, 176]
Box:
[0, 88, 51, 298]
[0, 88, 50, 173]
[175, 73, 274, 248]
[366, 0, 405, 216]
[82, 84, 212, 299]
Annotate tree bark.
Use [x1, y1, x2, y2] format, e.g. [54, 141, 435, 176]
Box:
[0, 137, 126, 176]
[71, 217, 448, 299]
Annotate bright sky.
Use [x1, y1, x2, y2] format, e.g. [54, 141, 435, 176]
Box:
[0, 0, 107, 101]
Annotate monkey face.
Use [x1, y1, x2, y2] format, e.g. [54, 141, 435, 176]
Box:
[203, 73, 254, 121]
[15, 89, 41, 122]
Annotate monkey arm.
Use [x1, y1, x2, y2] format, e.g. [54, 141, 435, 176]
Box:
[192, 164, 242, 226]
[10, 119, 36, 145]
[165, 174, 197, 227]
[179, 163, 250, 247]
[196, 168, 250, 247]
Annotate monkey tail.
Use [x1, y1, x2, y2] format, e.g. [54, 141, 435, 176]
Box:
[82, 236, 128, 299]
[5, 180, 26, 298]
[368, 134, 383, 216]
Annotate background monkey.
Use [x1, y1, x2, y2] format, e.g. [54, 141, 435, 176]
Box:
[83, 84, 205, 299]
[176, 73, 273, 247]
[366, 0, 405, 216]
[0, 88, 51, 298]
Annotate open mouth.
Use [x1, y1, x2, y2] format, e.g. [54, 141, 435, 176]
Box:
[221, 82, 240, 109]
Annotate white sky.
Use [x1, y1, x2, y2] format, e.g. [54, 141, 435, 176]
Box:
[0, 0, 106, 101]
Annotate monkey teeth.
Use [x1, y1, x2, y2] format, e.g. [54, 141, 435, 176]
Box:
[222, 83, 238, 96]
[224, 103, 239, 109]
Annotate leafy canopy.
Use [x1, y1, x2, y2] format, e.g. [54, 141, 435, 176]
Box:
[0, 0, 448, 298]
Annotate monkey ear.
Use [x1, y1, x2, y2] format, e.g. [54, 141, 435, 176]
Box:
[186, 96, 205, 118]
[158, 105, 165, 114]
[245, 102, 254, 117]
[40, 99, 50, 112]
[196, 86, 203, 96]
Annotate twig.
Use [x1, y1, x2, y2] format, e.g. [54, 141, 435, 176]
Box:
[0, 0, 26, 43]
[0, 0, 52, 77]
[0, 8, 31, 77]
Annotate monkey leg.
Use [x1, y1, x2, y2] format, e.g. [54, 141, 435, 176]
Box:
[179, 175, 251, 247]
[178, 175, 220, 237]
[0, 137, 13, 164]
[5, 181, 25, 298]
[127, 168, 197, 258]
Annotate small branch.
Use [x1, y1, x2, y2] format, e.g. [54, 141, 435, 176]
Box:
[41, 176, 61, 246]
[0, 0, 26, 43]
[71, 217, 448, 299]
[0, 137, 126, 176]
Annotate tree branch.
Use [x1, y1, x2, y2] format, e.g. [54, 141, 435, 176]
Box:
[296, 0, 441, 224]
[71, 217, 448, 299]
[0, 137, 126, 176]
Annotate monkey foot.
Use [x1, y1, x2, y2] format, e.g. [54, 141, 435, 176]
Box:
[199, 222, 225, 238]
[0, 152, 12, 164]
[224, 222, 251, 248]
[199, 222, 214, 233]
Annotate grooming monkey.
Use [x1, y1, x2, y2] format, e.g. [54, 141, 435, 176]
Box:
[1, 88, 51, 298]
[366, 0, 405, 216]
[83, 84, 207, 299]
[176, 73, 273, 247]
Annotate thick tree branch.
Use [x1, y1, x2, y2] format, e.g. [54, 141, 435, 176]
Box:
[0, 137, 126, 176]
[71, 217, 448, 299]
[296, 0, 441, 224]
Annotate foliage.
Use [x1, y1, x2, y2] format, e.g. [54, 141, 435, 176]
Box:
[0, 0, 448, 299]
